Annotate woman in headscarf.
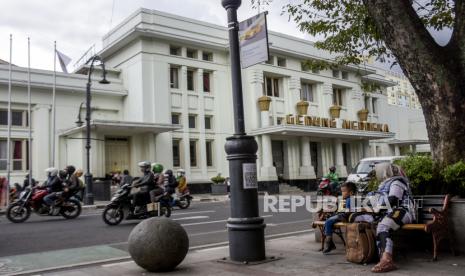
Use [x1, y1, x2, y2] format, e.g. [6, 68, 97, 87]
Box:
[371, 163, 415, 273]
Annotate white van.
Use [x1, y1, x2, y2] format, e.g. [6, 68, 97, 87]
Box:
[346, 156, 405, 183]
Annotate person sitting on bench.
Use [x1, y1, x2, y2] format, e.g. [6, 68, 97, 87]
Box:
[322, 181, 357, 254]
[371, 163, 415, 273]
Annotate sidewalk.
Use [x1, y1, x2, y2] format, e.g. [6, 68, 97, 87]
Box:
[34, 233, 464, 276]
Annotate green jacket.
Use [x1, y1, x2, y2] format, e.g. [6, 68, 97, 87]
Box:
[324, 172, 339, 183]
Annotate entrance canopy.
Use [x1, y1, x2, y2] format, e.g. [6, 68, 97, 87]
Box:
[250, 125, 395, 140]
[60, 119, 181, 136]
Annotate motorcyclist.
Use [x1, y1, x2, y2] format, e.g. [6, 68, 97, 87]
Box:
[176, 169, 188, 195]
[23, 174, 36, 189]
[163, 169, 178, 196]
[43, 168, 64, 210]
[150, 163, 165, 203]
[324, 166, 340, 194]
[63, 165, 80, 198]
[132, 161, 155, 214]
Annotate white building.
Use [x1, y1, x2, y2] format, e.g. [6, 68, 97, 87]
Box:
[0, 9, 429, 193]
[384, 70, 421, 109]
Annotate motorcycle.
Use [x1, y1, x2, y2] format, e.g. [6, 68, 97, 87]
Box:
[6, 187, 82, 223]
[102, 183, 172, 226]
[316, 178, 341, 196]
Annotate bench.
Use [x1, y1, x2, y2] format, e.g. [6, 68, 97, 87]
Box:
[312, 195, 455, 261]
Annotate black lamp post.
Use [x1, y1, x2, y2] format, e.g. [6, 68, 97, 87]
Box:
[84, 55, 110, 205]
[222, 0, 266, 262]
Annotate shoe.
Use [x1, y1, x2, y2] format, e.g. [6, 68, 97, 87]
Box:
[323, 236, 336, 254]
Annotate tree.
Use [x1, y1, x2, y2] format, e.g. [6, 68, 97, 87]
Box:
[253, 0, 464, 168]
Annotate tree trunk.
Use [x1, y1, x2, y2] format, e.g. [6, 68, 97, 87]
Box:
[365, 0, 465, 167]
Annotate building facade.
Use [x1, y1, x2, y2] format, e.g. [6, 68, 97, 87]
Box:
[0, 9, 429, 192]
[384, 70, 421, 109]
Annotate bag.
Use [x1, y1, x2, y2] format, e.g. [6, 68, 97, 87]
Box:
[345, 223, 377, 264]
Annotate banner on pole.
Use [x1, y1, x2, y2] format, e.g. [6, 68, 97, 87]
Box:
[239, 12, 269, 69]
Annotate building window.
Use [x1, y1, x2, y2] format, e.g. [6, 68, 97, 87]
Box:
[206, 140, 213, 167]
[277, 57, 286, 67]
[277, 117, 284, 125]
[264, 76, 280, 97]
[301, 82, 314, 102]
[332, 88, 345, 106]
[266, 55, 274, 65]
[301, 62, 309, 72]
[202, 51, 213, 61]
[188, 114, 197, 128]
[205, 116, 212, 130]
[312, 68, 320, 74]
[187, 70, 195, 91]
[172, 139, 181, 167]
[203, 72, 211, 93]
[0, 139, 28, 171]
[170, 46, 181, 56]
[170, 66, 179, 89]
[189, 140, 197, 167]
[186, 48, 197, 59]
[341, 71, 349, 80]
[332, 70, 340, 78]
[171, 113, 180, 125]
[0, 110, 28, 127]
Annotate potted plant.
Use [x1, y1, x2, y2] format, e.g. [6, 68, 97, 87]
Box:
[329, 105, 342, 119]
[296, 100, 309, 115]
[210, 173, 227, 195]
[258, 96, 272, 111]
[357, 108, 369, 121]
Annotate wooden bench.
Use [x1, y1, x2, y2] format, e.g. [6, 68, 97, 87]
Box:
[312, 195, 455, 260]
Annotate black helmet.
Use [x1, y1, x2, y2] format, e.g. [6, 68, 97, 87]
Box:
[66, 165, 76, 175]
[329, 166, 336, 172]
[59, 170, 67, 179]
[165, 169, 173, 176]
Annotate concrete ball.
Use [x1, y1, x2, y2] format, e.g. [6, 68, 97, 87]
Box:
[128, 217, 189, 272]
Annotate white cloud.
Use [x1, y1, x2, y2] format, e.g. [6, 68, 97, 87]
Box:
[0, 0, 308, 71]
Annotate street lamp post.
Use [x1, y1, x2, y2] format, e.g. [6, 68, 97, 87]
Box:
[84, 56, 109, 205]
[222, 0, 266, 263]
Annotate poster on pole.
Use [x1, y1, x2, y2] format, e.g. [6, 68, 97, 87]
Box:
[243, 163, 258, 189]
[239, 12, 269, 69]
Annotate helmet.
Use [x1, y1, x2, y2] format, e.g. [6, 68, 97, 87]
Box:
[66, 165, 76, 175]
[59, 170, 67, 179]
[151, 163, 164, 174]
[329, 166, 336, 172]
[177, 169, 185, 176]
[45, 167, 58, 177]
[165, 169, 173, 176]
[138, 161, 151, 172]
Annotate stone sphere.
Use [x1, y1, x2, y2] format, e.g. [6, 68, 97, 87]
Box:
[128, 217, 189, 272]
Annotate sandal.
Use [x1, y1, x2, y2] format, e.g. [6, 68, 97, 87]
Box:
[371, 260, 397, 273]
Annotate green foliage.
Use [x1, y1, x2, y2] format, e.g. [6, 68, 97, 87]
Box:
[254, 0, 454, 66]
[396, 155, 435, 194]
[442, 161, 465, 196]
[211, 173, 226, 184]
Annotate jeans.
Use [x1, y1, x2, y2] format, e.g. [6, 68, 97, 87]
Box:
[324, 214, 344, 236]
[44, 193, 59, 206]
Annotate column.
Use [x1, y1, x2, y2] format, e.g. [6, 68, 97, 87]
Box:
[180, 66, 191, 175]
[362, 140, 371, 158]
[32, 104, 51, 180]
[259, 109, 277, 181]
[394, 145, 400, 156]
[299, 137, 316, 179]
[334, 138, 348, 177]
[411, 144, 417, 154]
[197, 68, 208, 178]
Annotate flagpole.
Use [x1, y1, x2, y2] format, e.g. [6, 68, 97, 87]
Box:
[28, 37, 32, 186]
[51, 41, 56, 167]
[6, 34, 13, 207]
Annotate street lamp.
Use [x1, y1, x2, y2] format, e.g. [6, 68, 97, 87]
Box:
[84, 55, 110, 205]
[222, 0, 266, 263]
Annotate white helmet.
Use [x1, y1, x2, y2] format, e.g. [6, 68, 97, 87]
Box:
[45, 167, 58, 177]
[177, 169, 185, 174]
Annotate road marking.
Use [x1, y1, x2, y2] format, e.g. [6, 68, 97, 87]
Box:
[189, 229, 227, 236]
[173, 216, 210, 221]
[101, 260, 134, 268]
[181, 214, 272, 227]
[171, 210, 215, 216]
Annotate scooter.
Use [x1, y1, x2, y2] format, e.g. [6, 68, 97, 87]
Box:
[102, 183, 171, 226]
[317, 178, 341, 196]
[6, 186, 82, 223]
[174, 189, 193, 209]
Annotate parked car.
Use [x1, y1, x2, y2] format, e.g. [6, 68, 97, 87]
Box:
[347, 156, 405, 193]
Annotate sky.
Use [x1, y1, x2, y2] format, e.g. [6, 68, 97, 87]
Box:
[0, 0, 452, 73]
[0, 0, 308, 71]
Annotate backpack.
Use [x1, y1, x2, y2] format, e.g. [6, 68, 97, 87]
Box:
[345, 223, 377, 264]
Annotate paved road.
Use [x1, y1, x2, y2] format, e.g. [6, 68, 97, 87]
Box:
[0, 197, 314, 258]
